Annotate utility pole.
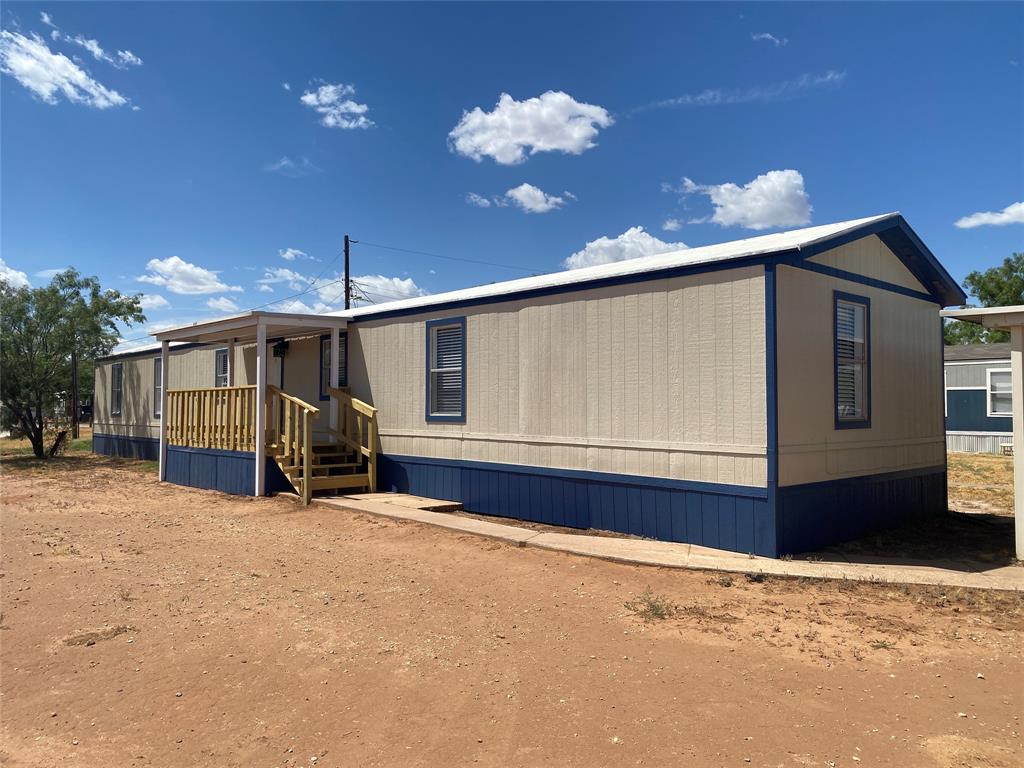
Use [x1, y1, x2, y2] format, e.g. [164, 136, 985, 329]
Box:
[343, 234, 351, 310]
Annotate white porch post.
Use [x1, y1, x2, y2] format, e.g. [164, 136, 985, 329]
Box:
[158, 340, 169, 481]
[1012, 326, 1024, 559]
[255, 321, 267, 496]
[330, 325, 340, 442]
[227, 339, 235, 386]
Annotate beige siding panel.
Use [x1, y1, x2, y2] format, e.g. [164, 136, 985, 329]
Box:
[776, 264, 944, 486]
[806, 235, 928, 293]
[93, 343, 283, 440]
[351, 266, 768, 487]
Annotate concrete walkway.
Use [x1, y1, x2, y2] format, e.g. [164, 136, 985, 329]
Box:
[316, 493, 1024, 592]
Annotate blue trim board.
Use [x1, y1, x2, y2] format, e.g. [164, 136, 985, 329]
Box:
[787, 260, 935, 303]
[764, 263, 780, 557]
[163, 445, 293, 496]
[833, 290, 872, 430]
[318, 334, 330, 401]
[945, 390, 1012, 432]
[379, 454, 947, 557]
[775, 466, 947, 555]
[424, 316, 467, 423]
[93, 432, 159, 461]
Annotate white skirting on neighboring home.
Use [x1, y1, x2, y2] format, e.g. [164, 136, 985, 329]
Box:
[946, 431, 1013, 455]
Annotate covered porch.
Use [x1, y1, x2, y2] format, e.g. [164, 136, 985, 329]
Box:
[152, 311, 378, 503]
[942, 306, 1024, 560]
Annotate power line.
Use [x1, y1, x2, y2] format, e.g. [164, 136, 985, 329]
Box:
[357, 239, 536, 274]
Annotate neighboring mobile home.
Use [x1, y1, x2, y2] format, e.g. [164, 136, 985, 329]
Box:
[944, 342, 1012, 454]
[94, 213, 966, 556]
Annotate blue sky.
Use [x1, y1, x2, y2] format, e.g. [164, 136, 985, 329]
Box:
[1, 2, 1022, 347]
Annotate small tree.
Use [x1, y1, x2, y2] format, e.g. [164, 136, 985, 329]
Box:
[0, 270, 144, 458]
[943, 252, 1024, 345]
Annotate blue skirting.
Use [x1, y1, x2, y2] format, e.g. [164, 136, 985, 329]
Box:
[774, 465, 947, 555]
[93, 433, 159, 461]
[164, 446, 294, 496]
[378, 454, 777, 556]
[379, 455, 948, 558]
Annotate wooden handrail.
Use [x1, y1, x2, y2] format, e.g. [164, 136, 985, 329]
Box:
[167, 385, 257, 452]
[265, 385, 320, 505]
[327, 386, 378, 492]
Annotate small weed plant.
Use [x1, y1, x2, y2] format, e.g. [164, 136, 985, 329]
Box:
[624, 587, 677, 622]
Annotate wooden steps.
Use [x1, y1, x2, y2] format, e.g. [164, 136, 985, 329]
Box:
[272, 440, 372, 497]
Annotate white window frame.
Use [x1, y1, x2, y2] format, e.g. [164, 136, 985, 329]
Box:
[214, 348, 230, 388]
[153, 357, 163, 418]
[987, 367, 1012, 418]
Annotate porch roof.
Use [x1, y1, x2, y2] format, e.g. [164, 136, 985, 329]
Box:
[151, 310, 347, 345]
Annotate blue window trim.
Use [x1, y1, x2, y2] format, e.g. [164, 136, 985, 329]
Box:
[425, 316, 467, 423]
[214, 347, 229, 387]
[110, 361, 123, 416]
[339, 331, 348, 388]
[318, 332, 349, 401]
[153, 356, 162, 419]
[833, 290, 872, 430]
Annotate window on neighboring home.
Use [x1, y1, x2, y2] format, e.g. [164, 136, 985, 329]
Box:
[426, 318, 465, 422]
[111, 362, 123, 416]
[214, 348, 229, 387]
[988, 369, 1012, 417]
[319, 333, 348, 400]
[834, 292, 870, 428]
[153, 357, 162, 418]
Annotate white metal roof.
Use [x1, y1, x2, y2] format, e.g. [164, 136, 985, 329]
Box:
[334, 213, 898, 319]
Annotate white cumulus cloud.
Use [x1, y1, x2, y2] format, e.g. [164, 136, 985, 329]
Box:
[0, 30, 127, 108]
[349, 274, 427, 305]
[466, 192, 492, 208]
[257, 267, 308, 292]
[677, 169, 812, 230]
[504, 183, 568, 214]
[661, 218, 682, 232]
[279, 247, 310, 261]
[0, 258, 30, 288]
[206, 296, 240, 314]
[564, 227, 687, 270]
[954, 202, 1024, 229]
[256, 283, 274, 293]
[300, 82, 373, 129]
[448, 91, 613, 165]
[139, 294, 170, 310]
[137, 256, 242, 295]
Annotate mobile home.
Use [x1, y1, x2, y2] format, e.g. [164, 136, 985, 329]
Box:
[94, 213, 966, 556]
[944, 342, 1012, 454]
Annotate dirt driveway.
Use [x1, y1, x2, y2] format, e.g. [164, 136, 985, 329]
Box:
[1, 455, 1022, 767]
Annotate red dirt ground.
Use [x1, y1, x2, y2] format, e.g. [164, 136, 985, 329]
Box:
[1, 455, 1022, 767]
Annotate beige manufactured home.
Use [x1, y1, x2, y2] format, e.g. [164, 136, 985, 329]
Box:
[94, 213, 965, 556]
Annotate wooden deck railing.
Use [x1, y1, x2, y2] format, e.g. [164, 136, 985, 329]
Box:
[165, 383, 373, 505]
[167, 385, 258, 451]
[266, 385, 320, 505]
[328, 386, 378, 492]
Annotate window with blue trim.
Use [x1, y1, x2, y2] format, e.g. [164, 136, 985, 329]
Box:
[834, 292, 870, 428]
[319, 333, 348, 400]
[426, 318, 465, 421]
[110, 362, 123, 416]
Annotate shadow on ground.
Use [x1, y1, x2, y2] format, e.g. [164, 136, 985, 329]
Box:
[811, 511, 1018, 571]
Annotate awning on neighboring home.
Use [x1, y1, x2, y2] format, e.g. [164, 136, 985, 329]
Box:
[942, 306, 1024, 560]
[150, 311, 348, 497]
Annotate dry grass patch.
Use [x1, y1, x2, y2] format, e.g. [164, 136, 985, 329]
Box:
[948, 451, 1013, 514]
